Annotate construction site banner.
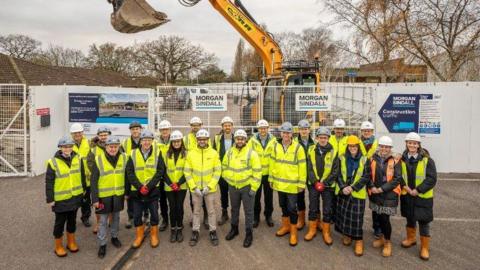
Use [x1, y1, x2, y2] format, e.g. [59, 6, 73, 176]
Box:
[192, 93, 228, 111]
[295, 93, 332, 111]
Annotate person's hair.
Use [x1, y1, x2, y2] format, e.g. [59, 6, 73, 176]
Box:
[404, 142, 430, 158]
[167, 139, 186, 159]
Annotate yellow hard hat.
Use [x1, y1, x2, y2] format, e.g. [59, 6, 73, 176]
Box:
[347, 135, 361, 145]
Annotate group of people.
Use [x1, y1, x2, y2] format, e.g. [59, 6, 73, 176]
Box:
[45, 116, 436, 261]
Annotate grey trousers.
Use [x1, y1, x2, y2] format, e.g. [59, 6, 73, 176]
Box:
[98, 212, 120, 246]
[229, 185, 254, 230]
[192, 192, 217, 232]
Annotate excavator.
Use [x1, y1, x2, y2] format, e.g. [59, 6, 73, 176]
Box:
[108, 0, 322, 126]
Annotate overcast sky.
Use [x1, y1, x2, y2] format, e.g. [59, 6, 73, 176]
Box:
[0, 0, 341, 73]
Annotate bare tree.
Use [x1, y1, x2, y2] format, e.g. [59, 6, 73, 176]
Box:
[0, 34, 41, 59]
[33, 45, 87, 67]
[86, 43, 136, 75]
[231, 39, 245, 81]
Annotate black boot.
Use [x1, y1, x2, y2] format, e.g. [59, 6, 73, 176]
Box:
[225, 225, 239, 241]
[243, 229, 253, 248]
[265, 216, 274, 227]
[176, 227, 184, 243]
[189, 231, 199, 247]
[159, 217, 168, 232]
[209, 230, 219, 246]
[81, 217, 91, 227]
[170, 228, 177, 243]
[125, 218, 133, 229]
[98, 245, 106, 259]
[203, 210, 209, 230]
[253, 218, 259, 228]
[218, 209, 229, 226]
[111, 237, 122, 248]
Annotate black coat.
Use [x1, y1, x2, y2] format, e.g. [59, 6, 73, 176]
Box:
[45, 151, 86, 213]
[367, 153, 402, 208]
[125, 146, 166, 201]
[90, 151, 126, 214]
[307, 143, 339, 187]
[400, 150, 437, 222]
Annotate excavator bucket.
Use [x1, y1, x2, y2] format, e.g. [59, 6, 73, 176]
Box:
[111, 0, 170, 33]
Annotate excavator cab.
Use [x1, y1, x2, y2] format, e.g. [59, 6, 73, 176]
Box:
[110, 0, 170, 33]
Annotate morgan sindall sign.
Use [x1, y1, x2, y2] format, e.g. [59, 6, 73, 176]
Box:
[295, 93, 332, 111]
[192, 94, 228, 111]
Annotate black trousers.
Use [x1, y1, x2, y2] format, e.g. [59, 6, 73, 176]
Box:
[372, 211, 382, 232]
[159, 182, 169, 222]
[307, 185, 334, 223]
[407, 217, 430, 237]
[127, 197, 149, 219]
[378, 214, 392, 240]
[254, 175, 274, 220]
[53, 209, 78, 238]
[297, 190, 306, 212]
[166, 190, 187, 228]
[80, 187, 91, 220]
[133, 199, 159, 227]
[219, 177, 229, 210]
[278, 191, 298, 224]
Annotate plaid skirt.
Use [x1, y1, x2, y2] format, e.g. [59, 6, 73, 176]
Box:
[335, 195, 366, 239]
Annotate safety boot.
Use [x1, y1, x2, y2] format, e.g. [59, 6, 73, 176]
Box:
[276, 217, 291, 237]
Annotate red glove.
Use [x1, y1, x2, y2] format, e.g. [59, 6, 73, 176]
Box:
[314, 181, 325, 192]
[170, 183, 179, 192]
[140, 185, 149, 195]
[98, 202, 105, 210]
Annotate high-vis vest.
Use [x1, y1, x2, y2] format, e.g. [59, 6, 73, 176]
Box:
[131, 147, 160, 191]
[360, 139, 378, 159]
[401, 157, 433, 199]
[308, 145, 336, 188]
[369, 158, 401, 196]
[222, 146, 262, 191]
[95, 152, 126, 198]
[329, 135, 347, 157]
[73, 137, 91, 187]
[269, 140, 307, 194]
[48, 155, 83, 202]
[92, 145, 106, 157]
[247, 134, 275, 176]
[337, 155, 368, 199]
[163, 151, 187, 191]
[122, 137, 136, 157]
[157, 138, 170, 156]
[184, 146, 221, 192]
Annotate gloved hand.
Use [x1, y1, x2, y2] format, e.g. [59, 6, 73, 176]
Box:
[170, 183, 179, 192]
[194, 188, 203, 197]
[314, 181, 325, 192]
[140, 185, 149, 196]
[248, 189, 256, 197]
[202, 187, 210, 195]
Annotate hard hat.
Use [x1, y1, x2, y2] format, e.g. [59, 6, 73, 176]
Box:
[196, 129, 210, 138]
[298, 119, 311, 129]
[221, 116, 234, 125]
[58, 136, 75, 147]
[378, 136, 393, 147]
[315, 127, 331, 137]
[190, 117, 202, 125]
[234, 129, 248, 138]
[257, 119, 269, 128]
[346, 135, 361, 145]
[105, 137, 121, 145]
[405, 132, 421, 143]
[279, 122, 293, 133]
[70, 123, 84, 133]
[140, 130, 155, 140]
[170, 130, 183, 141]
[129, 121, 142, 129]
[361, 121, 375, 130]
[97, 126, 112, 135]
[333, 119, 346, 128]
[159, 120, 172, 130]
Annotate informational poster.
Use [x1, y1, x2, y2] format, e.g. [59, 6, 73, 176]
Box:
[419, 95, 442, 136]
[192, 94, 227, 111]
[295, 93, 332, 111]
[69, 92, 149, 135]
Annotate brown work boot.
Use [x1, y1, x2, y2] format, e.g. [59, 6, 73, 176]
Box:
[132, 225, 145, 248]
[276, 217, 291, 237]
[420, 236, 430, 260]
[373, 235, 385, 248]
[354, 240, 364, 256]
[342, 235, 352, 246]
[316, 217, 322, 231]
[66, 233, 79, 252]
[321, 222, 333, 245]
[401, 226, 417, 248]
[296, 211, 306, 230]
[304, 221, 317, 241]
[289, 224, 298, 246]
[54, 237, 67, 257]
[382, 240, 392, 257]
[150, 225, 159, 248]
[93, 214, 100, 234]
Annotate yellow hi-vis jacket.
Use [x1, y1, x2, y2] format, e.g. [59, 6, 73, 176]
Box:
[157, 138, 170, 156]
[95, 152, 127, 198]
[131, 146, 160, 191]
[222, 146, 262, 191]
[268, 140, 307, 194]
[336, 155, 368, 199]
[247, 133, 276, 176]
[47, 155, 83, 201]
[329, 135, 347, 157]
[401, 157, 433, 199]
[73, 136, 91, 187]
[359, 138, 378, 159]
[308, 145, 337, 188]
[163, 151, 188, 191]
[184, 146, 221, 192]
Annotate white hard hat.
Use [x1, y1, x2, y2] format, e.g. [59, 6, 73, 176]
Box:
[378, 136, 393, 147]
[196, 129, 210, 138]
[405, 132, 421, 143]
[159, 120, 171, 130]
[221, 116, 234, 125]
[70, 123, 84, 133]
[234, 129, 248, 138]
[333, 119, 346, 128]
[170, 130, 183, 141]
[361, 121, 375, 130]
[257, 119, 269, 128]
[190, 117, 202, 125]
